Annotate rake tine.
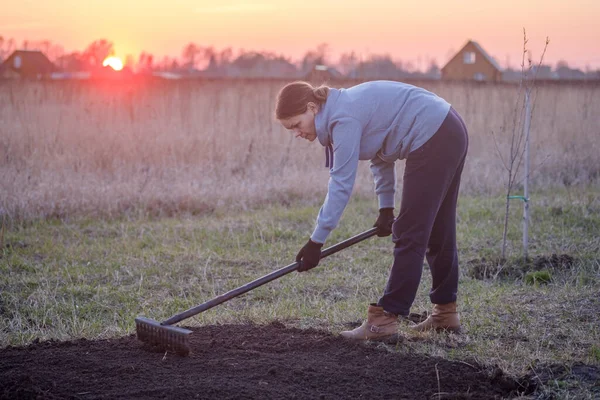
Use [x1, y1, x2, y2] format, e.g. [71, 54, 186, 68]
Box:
[135, 317, 193, 356]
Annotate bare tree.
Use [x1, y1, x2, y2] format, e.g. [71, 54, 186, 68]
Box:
[157, 56, 172, 71]
[0, 36, 17, 62]
[40, 40, 51, 55]
[137, 52, 154, 71]
[182, 43, 200, 71]
[218, 47, 234, 65]
[7, 38, 15, 54]
[83, 39, 115, 67]
[0, 36, 5, 62]
[48, 44, 65, 62]
[124, 54, 136, 70]
[338, 51, 358, 76]
[492, 29, 549, 260]
[301, 43, 330, 72]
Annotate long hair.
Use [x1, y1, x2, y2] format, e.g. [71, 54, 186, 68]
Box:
[275, 81, 329, 119]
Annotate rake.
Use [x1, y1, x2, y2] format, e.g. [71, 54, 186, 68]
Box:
[135, 227, 378, 355]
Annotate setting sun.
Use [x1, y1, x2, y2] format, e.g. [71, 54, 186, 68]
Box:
[102, 56, 123, 71]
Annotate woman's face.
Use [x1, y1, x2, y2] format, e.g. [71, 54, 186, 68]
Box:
[279, 102, 318, 142]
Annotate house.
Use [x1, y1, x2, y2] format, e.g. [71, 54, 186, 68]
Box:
[441, 40, 502, 82]
[0, 50, 57, 79]
[503, 64, 559, 82]
[304, 64, 343, 83]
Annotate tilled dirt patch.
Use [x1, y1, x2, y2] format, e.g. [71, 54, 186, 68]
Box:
[465, 253, 579, 281]
[2, 322, 530, 399]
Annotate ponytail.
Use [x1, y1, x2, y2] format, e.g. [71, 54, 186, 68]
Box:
[313, 85, 329, 103]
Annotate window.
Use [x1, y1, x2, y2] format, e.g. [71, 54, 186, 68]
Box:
[474, 72, 487, 81]
[463, 52, 476, 64]
[14, 56, 22, 69]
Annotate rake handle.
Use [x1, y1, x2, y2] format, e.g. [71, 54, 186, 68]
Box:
[162, 227, 379, 326]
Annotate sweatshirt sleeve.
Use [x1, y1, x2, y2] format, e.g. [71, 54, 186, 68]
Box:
[369, 156, 396, 210]
[310, 117, 362, 244]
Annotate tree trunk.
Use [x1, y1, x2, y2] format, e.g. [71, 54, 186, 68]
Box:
[501, 172, 513, 260]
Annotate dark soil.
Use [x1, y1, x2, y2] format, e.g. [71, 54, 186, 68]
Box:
[465, 253, 576, 281]
[1, 322, 531, 400]
[519, 362, 600, 397]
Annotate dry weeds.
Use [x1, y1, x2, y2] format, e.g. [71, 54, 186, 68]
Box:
[1, 79, 599, 220]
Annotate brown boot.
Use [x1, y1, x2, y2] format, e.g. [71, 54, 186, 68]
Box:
[410, 302, 461, 333]
[340, 304, 399, 341]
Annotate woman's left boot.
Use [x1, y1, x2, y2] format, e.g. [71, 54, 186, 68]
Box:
[340, 304, 399, 341]
[410, 302, 461, 333]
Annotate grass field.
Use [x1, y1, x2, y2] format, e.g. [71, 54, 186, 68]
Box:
[1, 79, 599, 397]
[2, 189, 599, 379]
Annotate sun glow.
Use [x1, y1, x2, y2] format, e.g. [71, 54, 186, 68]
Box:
[102, 56, 123, 71]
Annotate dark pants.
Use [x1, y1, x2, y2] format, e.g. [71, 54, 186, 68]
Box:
[378, 107, 469, 316]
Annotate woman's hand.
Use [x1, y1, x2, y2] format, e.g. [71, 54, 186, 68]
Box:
[296, 239, 324, 272]
[373, 208, 395, 237]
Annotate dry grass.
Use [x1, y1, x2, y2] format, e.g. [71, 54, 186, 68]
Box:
[1, 79, 599, 221]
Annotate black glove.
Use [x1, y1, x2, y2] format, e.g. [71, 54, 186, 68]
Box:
[296, 239, 323, 272]
[373, 208, 395, 237]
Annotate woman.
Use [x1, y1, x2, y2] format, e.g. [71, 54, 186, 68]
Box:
[275, 80, 468, 340]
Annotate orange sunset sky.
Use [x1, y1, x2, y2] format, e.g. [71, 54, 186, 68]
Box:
[2, 0, 599, 69]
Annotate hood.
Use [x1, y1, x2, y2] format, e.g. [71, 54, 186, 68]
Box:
[315, 88, 341, 147]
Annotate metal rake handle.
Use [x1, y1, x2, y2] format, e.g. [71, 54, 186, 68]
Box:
[162, 227, 379, 325]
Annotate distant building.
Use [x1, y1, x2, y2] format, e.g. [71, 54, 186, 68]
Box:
[555, 65, 586, 80]
[0, 50, 57, 79]
[532, 65, 558, 80]
[441, 40, 502, 82]
[502, 64, 558, 82]
[304, 64, 343, 83]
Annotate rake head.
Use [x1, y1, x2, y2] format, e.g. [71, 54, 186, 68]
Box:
[135, 317, 193, 356]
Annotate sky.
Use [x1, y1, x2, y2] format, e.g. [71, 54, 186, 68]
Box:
[2, 0, 599, 70]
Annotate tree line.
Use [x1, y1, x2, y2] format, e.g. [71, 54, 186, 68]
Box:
[0, 36, 441, 79]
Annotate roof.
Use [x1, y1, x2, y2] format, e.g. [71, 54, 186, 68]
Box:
[469, 41, 502, 71]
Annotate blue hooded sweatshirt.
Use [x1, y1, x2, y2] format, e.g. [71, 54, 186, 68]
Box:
[311, 80, 451, 244]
